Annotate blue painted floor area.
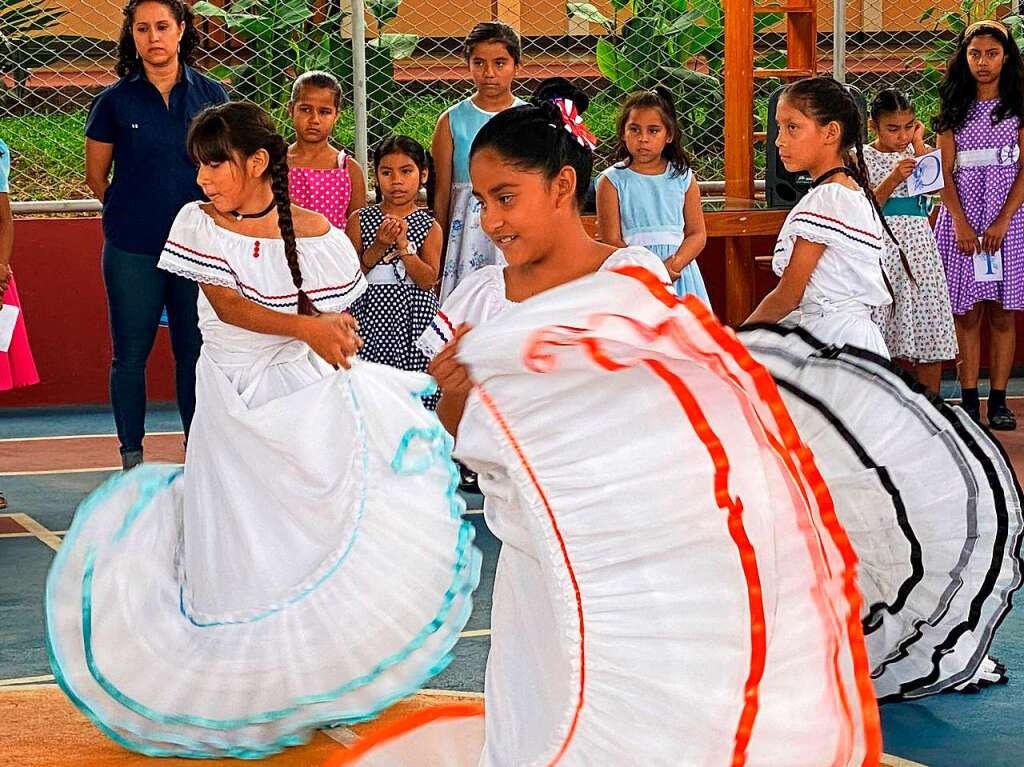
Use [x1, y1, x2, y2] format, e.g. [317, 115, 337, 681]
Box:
[3, 406, 1024, 765]
[0, 404, 183, 439]
[879, 606, 1024, 767]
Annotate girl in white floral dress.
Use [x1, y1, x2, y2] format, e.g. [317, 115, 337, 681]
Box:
[864, 88, 958, 394]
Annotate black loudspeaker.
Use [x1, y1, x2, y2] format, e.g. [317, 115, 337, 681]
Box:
[765, 84, 869, 208]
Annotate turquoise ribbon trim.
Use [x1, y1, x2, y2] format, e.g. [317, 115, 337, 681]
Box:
[178, 378, 372, 628]
[112, 469, 179, 543]
[882, 195, 929, 217]
[45, 398, 479, 758]
[392, 425, 452, 476]
[48, 510, 479, 757]
[413, 379, 439, 399]
[80, 521, 477, 728]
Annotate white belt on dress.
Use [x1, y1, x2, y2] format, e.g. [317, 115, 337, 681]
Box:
[956, 145, 1020, 168]
[798, 300, 873, 320]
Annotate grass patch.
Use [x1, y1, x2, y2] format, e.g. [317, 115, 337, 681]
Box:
[1, 111, 88, 200]
[0, 73, 941, 200]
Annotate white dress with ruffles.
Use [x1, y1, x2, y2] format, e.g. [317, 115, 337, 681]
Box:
[342, 258, 882, 766]
[773, 183, 892, 356]
[740, 324, 1023, 700]
[45, 202, 481, 758]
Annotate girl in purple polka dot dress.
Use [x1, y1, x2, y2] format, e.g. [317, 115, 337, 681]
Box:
[287, 71, 367, 228]
[934, 20, 1024, 430]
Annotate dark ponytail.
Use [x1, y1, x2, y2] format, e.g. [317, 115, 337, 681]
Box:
[188, 101, 317, 316]
[471, 76, 595, 209]
[784, 77, 916, 285]
[372, 134, 436, 212]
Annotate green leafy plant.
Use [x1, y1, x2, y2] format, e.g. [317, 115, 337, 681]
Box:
[193, 0, 348, 107]
[568, 0, 780, 153]
[919, 1, 1024, 81]
[363, 0, 418, 146]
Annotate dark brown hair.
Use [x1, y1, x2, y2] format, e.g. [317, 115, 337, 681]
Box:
[784, 76, 915, 283]
[116, 0, 200, 78]
[613, 86, 690, 175]
[462, 21, 521, 65]
[290, 70, 344, 109]
[373, 134, 436, 211]
[188, 101, 317, 316]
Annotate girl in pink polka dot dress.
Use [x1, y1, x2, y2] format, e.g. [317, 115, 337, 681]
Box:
[934, 21, 1024, 430]
[287, 71, 367, 228]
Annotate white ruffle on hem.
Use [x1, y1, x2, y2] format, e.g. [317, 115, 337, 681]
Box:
[46, 363, 481, 759]
[348, 266, 884, 766]
[739, 324, 1024, 701]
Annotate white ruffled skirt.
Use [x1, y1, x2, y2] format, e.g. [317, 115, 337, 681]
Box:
[332, 266, 882, 766]
[46, 345, 481, 759]
[739, 324, 1024, 700]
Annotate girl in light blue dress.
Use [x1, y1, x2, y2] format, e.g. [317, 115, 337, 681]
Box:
[597, 87, 710, 304]
[432, 22, 525, 302]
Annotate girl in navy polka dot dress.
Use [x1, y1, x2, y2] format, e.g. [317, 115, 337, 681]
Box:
[346, 136, 443, 405]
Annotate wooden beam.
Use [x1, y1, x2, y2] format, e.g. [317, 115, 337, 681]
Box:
[724, 237, 755, 326]
[724, 0, 755, 200]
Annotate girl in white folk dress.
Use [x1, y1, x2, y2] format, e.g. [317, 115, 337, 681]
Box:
[743, 77, 1023, 701]
[45, 102, 479, 759]
[336, 78, 884, 767]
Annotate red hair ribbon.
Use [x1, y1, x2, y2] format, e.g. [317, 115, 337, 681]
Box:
[551, 97, 598, 151]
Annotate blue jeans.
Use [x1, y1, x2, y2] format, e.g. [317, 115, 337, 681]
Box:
[102, 242, 201, 454]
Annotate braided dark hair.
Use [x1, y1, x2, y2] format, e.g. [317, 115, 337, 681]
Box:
[869, 88, 914, 122]
[784, 77, 915, 284]
[933, 22, 1024, 135]
[614, 86, 691, 175]
[116, 0, 200, 78]
[470, 76, 594, 209]
[372, 134, 436, 212]
[187, 101, 317, 316]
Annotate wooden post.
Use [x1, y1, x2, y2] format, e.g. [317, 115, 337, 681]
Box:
[723, 0, 755, 325]
[723, 0, 754, 200]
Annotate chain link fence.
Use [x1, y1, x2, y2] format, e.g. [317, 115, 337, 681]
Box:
[0, 0, 1008, 202]
[829, 0, 1023, 131]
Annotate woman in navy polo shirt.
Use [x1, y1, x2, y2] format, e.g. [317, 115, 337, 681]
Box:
[85, 0, 227, 469]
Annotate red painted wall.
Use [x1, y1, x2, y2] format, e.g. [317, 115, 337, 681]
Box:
[1, 217, 176, 408]
[0, 219, 1011, 409]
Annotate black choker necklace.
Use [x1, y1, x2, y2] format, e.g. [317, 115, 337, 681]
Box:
[230, 199, 276, 221]
[811, 166, 853, 187]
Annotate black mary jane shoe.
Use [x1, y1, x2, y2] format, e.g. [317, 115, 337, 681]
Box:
[988, 404, 1017, 431]
[457, 463, 481, 495]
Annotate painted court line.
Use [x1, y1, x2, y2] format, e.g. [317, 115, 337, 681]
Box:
[7, 513, 62, 551]
[0, 466, 123, 477]
[0, 431, 183, 443]
[0, 674, 55, 687]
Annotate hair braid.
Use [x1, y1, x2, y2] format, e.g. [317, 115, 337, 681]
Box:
[850, 136, 916, 285]
[266, 134, 316, 316]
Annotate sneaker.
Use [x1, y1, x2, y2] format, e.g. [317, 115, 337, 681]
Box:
[988, 404, 1017, 431]
[121, 449, 144, 471]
